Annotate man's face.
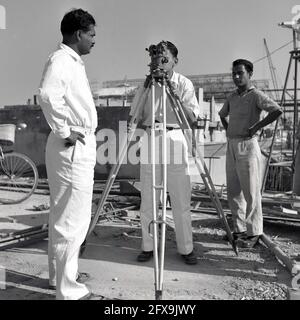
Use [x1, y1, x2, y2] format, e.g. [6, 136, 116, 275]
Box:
[161, 48, 177, 73]
[232, 64, 252, 88]
[77, 24, 96, 55]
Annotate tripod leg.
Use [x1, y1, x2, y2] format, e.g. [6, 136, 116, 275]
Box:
[166, 84, 238, 255]
[149, 79, 168, 300]
[192, 139, 238, 255]
[158, 81, 168, 299]
[150, 81, 160, 293]
[80, 86, 151, 255]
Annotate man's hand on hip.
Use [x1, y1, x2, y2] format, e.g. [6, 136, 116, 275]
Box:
[65, 131, 85, 147]
[247, 126, 256, 138]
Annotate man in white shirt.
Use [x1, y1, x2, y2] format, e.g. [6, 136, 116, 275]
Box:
[38, 9, 99, 300]
[130, 41, 199, 265]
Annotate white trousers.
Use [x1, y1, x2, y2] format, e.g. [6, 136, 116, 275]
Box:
[226, 137, 263, 236]
[140, 129, 193, 255]
[46, 131, 96, 300]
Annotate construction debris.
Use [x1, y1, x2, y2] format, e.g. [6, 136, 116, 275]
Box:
[33, 203, 50, 211]
[259, 233, 300, 276]
[0, 224, 48, 251]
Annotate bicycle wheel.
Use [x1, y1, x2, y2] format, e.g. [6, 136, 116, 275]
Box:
[0, 152, 39, 204]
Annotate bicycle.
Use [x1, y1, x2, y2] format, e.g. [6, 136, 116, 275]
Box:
[0, 124, 39, 204]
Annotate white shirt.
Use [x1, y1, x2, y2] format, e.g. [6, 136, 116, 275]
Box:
[130, 71, 200, 126]
[38, 43, 97, 139]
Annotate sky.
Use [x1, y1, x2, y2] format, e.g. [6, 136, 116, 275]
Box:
[0, 0, 299, 107]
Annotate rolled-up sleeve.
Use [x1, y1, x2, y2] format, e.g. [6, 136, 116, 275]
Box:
[38, 56, 71, 139]
[219, 100, 229, 118]
[181, 79, 200, 118]
[256, 90, 282, 113]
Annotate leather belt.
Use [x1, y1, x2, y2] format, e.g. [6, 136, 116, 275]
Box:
[166, 127, 180, 131]
[146, 125, 180, 131]
[152, 120, 180, 131]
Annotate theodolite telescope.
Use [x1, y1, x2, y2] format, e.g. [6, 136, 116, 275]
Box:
[279, 20, 300, 30]
[146, 41, 170, 79]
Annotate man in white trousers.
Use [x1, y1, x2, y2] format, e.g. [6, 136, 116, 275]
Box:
[130, 41, 200, 265]
[38, 8, 99, 300]
[219, 59, 282, 248]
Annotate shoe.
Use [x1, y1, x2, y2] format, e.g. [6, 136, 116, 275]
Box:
[237, 235, 261, 248]
[222, 231, 247, 242]
[77, 272, 91, 283]
[48, 272, 91, 290]
[79, 292, 105, 300]
[137, 251, 153, 262]
[181, 251, 198, 265]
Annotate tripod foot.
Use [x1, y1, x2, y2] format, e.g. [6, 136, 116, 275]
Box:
[232, 241, 239, 256]
[155, 290, 163, 300]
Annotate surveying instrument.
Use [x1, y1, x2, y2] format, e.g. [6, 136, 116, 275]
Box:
[82, 41, 238, 300]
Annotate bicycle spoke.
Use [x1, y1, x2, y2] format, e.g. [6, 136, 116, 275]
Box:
[0, 152, 38, 204]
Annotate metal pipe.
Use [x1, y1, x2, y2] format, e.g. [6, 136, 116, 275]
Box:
[261, 52, 293, 193]
[293, 50, 299, 162]
[260, 233, 300, 276]
[0, 228, 48, 245]
[0, 230, 48, 251]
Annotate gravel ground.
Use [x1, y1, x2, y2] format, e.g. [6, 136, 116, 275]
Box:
[0, 190, 299, 300]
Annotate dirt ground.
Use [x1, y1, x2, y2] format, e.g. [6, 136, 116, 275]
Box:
[0, 187, 299, 300]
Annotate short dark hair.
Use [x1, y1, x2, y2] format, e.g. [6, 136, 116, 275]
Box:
[232, 59, 253, 73]
[158, 40, 178, 58]
[61, 8, 96, 36]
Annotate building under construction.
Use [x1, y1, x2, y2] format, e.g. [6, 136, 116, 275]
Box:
[93, 72, 300, 123]
[95, 73, 271, 106]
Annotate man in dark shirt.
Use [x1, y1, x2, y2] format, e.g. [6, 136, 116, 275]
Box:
[219, 59, 282, 248]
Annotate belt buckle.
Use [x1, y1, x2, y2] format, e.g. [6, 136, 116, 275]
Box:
[154, 123, 163, 130]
